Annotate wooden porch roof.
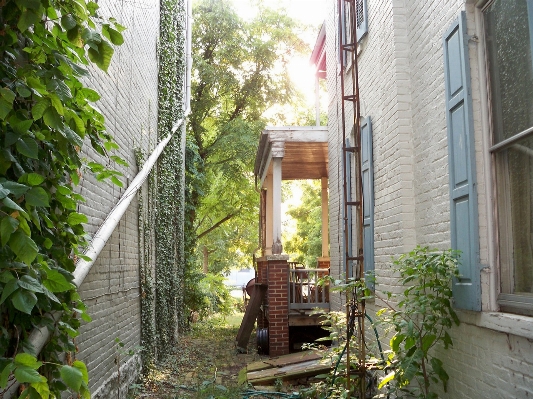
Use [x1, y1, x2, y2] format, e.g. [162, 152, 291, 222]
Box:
[254, 126, 328, 185]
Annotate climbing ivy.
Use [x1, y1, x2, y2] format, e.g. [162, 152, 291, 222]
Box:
[154, 0, 187, 355]
[134, 148, 156, 371]
[0, 0, 124, 398]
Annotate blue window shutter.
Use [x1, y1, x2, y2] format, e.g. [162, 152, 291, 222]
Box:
[340, 0, 368, 66]
[356, 0, 368, 42]
[443, 12, 481, 311]
[361, 117, 374, 286]
[345, 138, 354, 278]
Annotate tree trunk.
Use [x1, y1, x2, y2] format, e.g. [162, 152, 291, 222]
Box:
[203, 245, 209, 274]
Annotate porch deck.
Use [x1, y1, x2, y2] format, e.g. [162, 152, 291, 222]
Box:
[288, 262, 330, 326]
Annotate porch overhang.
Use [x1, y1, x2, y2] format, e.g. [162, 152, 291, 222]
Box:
[254, 126, 329, 186]
[254, 126, 329, 256]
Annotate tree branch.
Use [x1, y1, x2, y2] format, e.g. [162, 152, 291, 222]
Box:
[197, 212, 238, 240]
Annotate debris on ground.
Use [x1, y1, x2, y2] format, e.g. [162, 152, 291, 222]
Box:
[131, 313, 267, 398]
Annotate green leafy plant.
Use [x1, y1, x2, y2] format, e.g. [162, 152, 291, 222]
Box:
[377, 246, 461, 399]
[0, 1, 125, 397]
[154, 0, 187, 348]
[186, 0, 308, 277]
[198, 273, 236, 318]
[301, 276, 378, 399]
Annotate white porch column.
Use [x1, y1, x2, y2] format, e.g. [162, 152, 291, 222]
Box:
[321, 177, 329, 257]
[272, 157, 283, 254]
[265, 175, 273, 256]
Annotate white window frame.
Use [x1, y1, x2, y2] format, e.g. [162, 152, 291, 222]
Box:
[478, 0, 533, 316]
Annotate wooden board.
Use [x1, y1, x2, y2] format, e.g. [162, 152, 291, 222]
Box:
[288, 313, 327, 326]
[247, 358, 332, 384]
[245, 350, 324, 373]
[244, 350, 384, 385]
[236, 283, 267, 352]
[245, 350, 329, 385]
[262, 351, 324, 367]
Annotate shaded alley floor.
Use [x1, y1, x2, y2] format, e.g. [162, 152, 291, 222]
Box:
[133, 313, 266, 398]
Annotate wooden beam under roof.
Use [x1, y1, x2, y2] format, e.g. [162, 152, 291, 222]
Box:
[254, 126, 328, 187]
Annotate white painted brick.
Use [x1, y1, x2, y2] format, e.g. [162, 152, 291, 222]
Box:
[67, 0, 162, 397]
[326, 0, 533, 396]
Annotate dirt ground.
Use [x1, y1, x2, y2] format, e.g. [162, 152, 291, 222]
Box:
[133, 313, 268, 398]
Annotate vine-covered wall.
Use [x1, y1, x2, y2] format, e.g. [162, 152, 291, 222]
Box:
[154, 0, 187, 355]
[0, 0, 187, 396]
[135, 148, 157, 370]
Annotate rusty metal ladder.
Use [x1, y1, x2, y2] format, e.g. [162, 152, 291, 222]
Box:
[337, 0, 366, 396]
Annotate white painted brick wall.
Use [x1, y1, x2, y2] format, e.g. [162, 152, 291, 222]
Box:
[326, 0, 533, 397]
[73, 1, 161, 397]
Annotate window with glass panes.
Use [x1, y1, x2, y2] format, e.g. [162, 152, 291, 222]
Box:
[484, 0, 533, 314]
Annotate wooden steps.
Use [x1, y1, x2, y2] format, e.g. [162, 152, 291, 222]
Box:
[235, 283, 267, 352]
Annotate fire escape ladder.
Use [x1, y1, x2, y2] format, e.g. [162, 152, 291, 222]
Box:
[337, 0, 366, 395]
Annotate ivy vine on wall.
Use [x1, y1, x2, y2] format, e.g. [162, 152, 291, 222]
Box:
[134, 147, 156, 371]
[154, 0, 187, 356]
[0, 0, 125, 398]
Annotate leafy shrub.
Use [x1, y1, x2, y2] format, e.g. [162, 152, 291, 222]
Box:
[0, 1, 124, 397]
[378, 246, 460, 399]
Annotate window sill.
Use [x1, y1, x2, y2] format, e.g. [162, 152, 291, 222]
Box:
[458, 310, 533, 340]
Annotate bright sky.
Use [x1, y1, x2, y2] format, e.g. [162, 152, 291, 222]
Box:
[229, 0, 327, 243]
[230, 0, 327, 119]
[230, 0, 326, 33]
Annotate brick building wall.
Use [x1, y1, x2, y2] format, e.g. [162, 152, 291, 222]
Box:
[73, 1, 161, 397]
[256, 256, 290, 356]
[325, 0, 533, 397]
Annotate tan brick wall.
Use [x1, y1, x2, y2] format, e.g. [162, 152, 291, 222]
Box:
[325, 0, 533, 397]
[73, 0, 162, 397]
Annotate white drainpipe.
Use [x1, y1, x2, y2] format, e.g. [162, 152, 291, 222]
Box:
[73, 112, 189, 287]
[2, 1, 194, 395]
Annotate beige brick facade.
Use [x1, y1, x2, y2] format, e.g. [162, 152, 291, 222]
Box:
[325, 0, 533, 397]
[74, 1, 162, 397]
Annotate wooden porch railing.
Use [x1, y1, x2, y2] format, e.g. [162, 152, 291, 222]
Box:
[288, 263, 330, 310]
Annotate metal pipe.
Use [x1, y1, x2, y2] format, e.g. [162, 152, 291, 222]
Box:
[74, 111, 189, 287]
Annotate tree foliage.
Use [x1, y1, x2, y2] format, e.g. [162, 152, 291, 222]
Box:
[283, 180, 323, 266]
[0, 1, 124, 397]
[185, 0, 308, 277]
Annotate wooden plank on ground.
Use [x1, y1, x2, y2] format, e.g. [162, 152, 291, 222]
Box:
[245, 350, 328, 385]
[247, 358, 332, 384]
[246, 361, 273, 373]
[263, 351, 324, 367]
[246, 350, 324, 373]
[236, 283, 267, 352]
[244, 350, 384, 385]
